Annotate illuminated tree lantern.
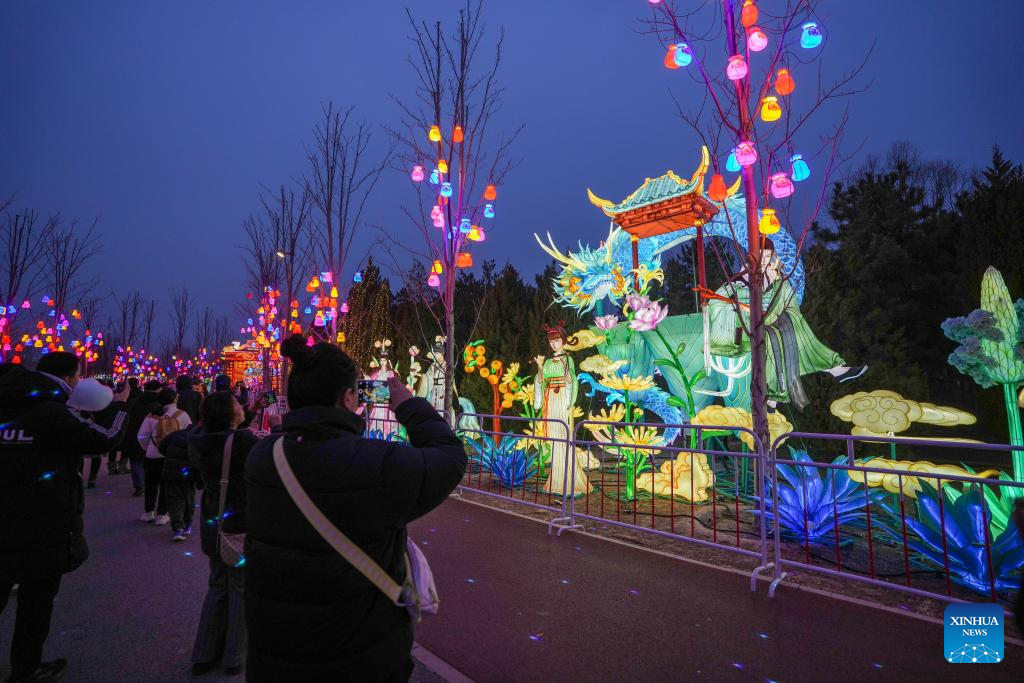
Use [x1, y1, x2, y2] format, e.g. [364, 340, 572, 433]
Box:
[459, 218, 472, 234]
[790, 154, 810, 182]
[475, 227, 487, 242]
[314, 312, 326, 327]
[747, 26, 768, 52]
[429, 169, 440, 184]
[456, 252, 473, 268]
[673, 43, 692, 67]
[770, 172, 795, 198]
[725, 148, 741, 172]
[428, 125, 441, 142]
[432, 215, 445, 228]
[329, 286, 339, 298]
[304, 306, 312, 315]
[411, 165, 425, 182]
[483, 184, 497, 201]
[741, 0, 758, 28]
[726, 55, 748, 81]
[707, 174, 728, 202]
[440, 182, 453, 198]
[431, 204, 442, 219]
[758, 208, 781, 234]
[353, 271, 363, 283]
[431, 260, 443, 274]
[774, 68, 795, 95]
[484, 203, 495, 218]
[467, 225, 482, 241]
[438, 159, 449, 174]
[663, 44, 680, 70]
[735, 140, 758, 166]
[20, 300, 29, 309]
[340, 301, 350, 314]
[800, 22, 823, 49]
[759, 95, 782, 122]
[427, 273, 440, 288]
[453, 125, 464, 143]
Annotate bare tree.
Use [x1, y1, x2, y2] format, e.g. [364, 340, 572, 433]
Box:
[194, 306, 216, 352]
[387, 0, 522, 417]
[168, 285, 192, 359]
[46, 217, 102, 345]
[0, 206, 54, 359]
[213, 315, 233, 352]
[240, 211, 283, 387]
[141, 299, 157, 352]
[114, 290, 144, 350]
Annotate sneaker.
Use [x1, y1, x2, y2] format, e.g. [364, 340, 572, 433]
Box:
[140, 511, 156, 523]
[11, 657, 68, 681]
[154, 514, 171, 526]
[173, 530, 187, 542]
[184, 524, 193, 536]
[836, 365, 868, 383]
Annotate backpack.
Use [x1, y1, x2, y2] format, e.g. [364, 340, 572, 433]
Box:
[154, 409, 184, 444]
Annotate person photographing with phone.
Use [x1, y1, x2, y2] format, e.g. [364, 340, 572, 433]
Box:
[243, 334, 466, 682]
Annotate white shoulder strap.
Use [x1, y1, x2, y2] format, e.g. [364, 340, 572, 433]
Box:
[272, 437, 403, 603]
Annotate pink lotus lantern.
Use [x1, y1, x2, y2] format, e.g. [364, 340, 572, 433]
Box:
[735, 141, 758, 166]
[726, 55, 748, 80]
[770, 173, 795, 198]
[411, 165, 424, 182]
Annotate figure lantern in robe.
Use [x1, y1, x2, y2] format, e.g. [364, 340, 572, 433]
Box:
[533, 323, 591, 497]
[587, 147, 720, 292]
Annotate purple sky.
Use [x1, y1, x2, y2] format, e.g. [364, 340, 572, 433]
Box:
[2, 1, 1022, 338]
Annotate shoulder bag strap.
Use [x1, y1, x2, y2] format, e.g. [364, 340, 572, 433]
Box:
[217, 432, 236, 532]
[271, 436, 403, 603]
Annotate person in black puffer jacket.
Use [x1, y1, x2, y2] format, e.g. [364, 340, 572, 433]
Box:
[124, 380, 161, 497]
[187, 391, 258, 677]
[160, 425, 200, 542]
[175, 375, 201, 424]
[244, 335, 466, 682]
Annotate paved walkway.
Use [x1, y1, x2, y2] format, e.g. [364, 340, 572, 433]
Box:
[3, 467, 1022, 682]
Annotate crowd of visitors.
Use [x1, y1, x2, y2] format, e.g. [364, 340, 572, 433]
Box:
[0, 334, 468, 682]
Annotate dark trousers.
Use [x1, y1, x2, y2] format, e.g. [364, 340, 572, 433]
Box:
[129, 457, 145, 491]
[143, 458, 166, 514]
[164, 473, 196, 531]
[192, 555, 247, 668]
[0, 574, 62, 679]
[78, 456, 102, 482]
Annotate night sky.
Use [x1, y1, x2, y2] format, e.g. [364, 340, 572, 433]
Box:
[2, 1, 1022, 339]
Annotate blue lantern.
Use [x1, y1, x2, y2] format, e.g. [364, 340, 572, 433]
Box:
[725, 148, 740, 173]
[672, 43, 692, 67]
[303, 306, 312, 314]
[790, 154, 810, 182]
[484, 203, 495, 218]
[429, 169, 440, 184]
[440, 182, 453, 198]
[800, 22, 823, 49]
[459, 218, 472, 234]
[353, 271, 363, 283]
[247, 318, 254, 326]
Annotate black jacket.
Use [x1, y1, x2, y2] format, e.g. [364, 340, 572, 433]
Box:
[243, 398, 466, 682]
[188, 427, 259, 558]
[159, 425, 199, 481]
[0, 368, 128, 581]
[175, 376, 201, 424]
[123, 390, 159, 459]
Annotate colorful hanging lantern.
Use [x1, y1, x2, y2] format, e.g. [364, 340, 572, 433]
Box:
[747, 26, 768, 52]
[664, 44, 680, 70]
[438, 159, 449, 174]
[726, 55, 748, 81]
[353, 271, 363, 283]
[483, 184, 497, 201]
[428, 125, 442, 142]
[411, 165, 424, 182]
[673, 43, 692, 67]
[725, 148, 741, 173]
[735, 141, 758, 166]
[453, 125, 464, 143]
[774, 68, 795, 95]
[459, 218, 472, 234]
[707, 174, 728, 202]
[427, 273, 440, 288]
[741, 0, 758, 28]
[484, 203, 495, 218]
[429, 169, 440, 184]
[475, 227, 487, 242]
[433, 215, 445, 229]
[770, 173, 795, 199]
[760, 95, 782, 122]
[800, 22, 823, 49]
[456, 252, 473, 268]
[329, 286, 339, 298]
[440, 182, 453, 198]
[314, 312, 326, 327]
[790, 154, 810, 182]
[467, 225, 482, 241]
[431, 260, 443, 274]
[340, 301, 350, 314]
[758, 208, 781, 235]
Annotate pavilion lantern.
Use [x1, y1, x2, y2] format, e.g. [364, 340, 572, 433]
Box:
[758, 208, 781, 235]
[741, 0, 758, 28]
[726, 55, 748, 81]
[457, 252, 473, 268]
[774, 68, 795, 95]
[770, 173, 795, 199]
[707, 174, 728, 202]
[747, 26, 768, 52]
[411, 165, 425, 182]
[453, 125, 464, 143]
[790, 154, 810, 182]
[428, 125, 442, 142]
[735, 141, 758, 166]
[801, 22, 823, 49]
[483, 184, 497, 201]
[760, 96, 782, 122]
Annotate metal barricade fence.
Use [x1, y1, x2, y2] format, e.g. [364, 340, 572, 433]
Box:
[363, 415, 408, 443]
[569, 420, 772, 590]
[767, 432, 1024, 610]
[455, 413, 576, 528]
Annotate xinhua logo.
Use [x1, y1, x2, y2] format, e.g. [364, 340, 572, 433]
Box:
[944, 603, 1004, 663]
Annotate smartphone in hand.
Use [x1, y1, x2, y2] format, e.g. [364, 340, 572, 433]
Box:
[358, 379, 389, 405]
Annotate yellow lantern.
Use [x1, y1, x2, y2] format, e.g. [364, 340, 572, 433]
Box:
[428, 125, 441, 142]
[438, 159, 449, 174]
[758, 208, 781, 234]
[431, 259, 443, 274]
[330, 286, 339, 298]
[760, 96, 782, 122]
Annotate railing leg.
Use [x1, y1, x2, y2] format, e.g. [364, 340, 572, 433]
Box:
[449, 486, 463, 499]
[750, 561, 773, 592]
[768, 570, 788, 598]
[547, 516, 584, 536]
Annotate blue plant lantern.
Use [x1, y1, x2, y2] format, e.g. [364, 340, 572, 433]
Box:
[429, 169, 440, 184]
[440, 182, 453, 198]
[790, 154, 810, 182]
[353, 271, 363, 283]
[725, 148, 740, 173]
[800, 22, 823, 49]
[484, 203, 495, 218]
[672, 42, 692, 67]
[459, 218, 472, 234]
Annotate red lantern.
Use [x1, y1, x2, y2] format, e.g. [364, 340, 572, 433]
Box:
[663, 44, 680, 70]
[453, 125, 464, 143]
[457, 252, 473, 268]
[483, 184, 497, 201]
[741, 0, 758, 28]
[707, 174, 728, 202]
[774, 68, 795, 96]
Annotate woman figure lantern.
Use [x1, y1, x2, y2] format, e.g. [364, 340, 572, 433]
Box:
[367, 339, 397, 439]
[416, 337, 449, 419]
[533, 323, 592, 497]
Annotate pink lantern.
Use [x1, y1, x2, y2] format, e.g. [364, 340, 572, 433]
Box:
[735, 141, 758, 166]
[411, 165, 424, 182]
[340, 301, 350, 314]
[747, 26, 768, 52]
[726, 55, 748, 80]
[770, 173, 795, 199]
[427, 273, 440, 288]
